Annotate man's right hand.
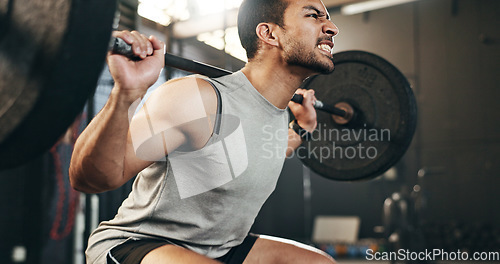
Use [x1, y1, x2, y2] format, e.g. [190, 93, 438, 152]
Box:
[108, 30, 165, 101]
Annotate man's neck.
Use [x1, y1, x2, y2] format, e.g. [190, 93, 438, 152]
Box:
[241, 59, 314, 109]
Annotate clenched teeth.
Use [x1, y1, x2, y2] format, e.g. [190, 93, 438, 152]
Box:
[318, 44, 332, 54]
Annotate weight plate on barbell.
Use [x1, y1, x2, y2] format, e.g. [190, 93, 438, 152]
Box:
[297, 50, 417, 181]
[0, 0, 117, 170]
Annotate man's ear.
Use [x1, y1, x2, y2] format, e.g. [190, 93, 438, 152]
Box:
[256, 23, 279, 47]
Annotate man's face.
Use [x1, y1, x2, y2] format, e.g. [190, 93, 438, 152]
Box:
[279, 0, 339, 74]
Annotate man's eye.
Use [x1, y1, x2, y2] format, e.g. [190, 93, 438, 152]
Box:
[307, 13, 319, 19]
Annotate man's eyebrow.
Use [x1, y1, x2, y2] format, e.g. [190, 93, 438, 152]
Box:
[303, 5, 331, 20]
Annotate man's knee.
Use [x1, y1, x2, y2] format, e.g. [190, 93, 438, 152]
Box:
[310, 251, 337, 264]
[246, 236, 336, 264]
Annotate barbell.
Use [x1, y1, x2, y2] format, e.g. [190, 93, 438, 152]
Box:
[0, 0, 417, 181]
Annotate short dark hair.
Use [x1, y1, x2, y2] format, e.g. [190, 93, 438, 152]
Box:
[237, 0, 289, 60]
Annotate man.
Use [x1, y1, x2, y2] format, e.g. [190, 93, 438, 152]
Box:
[70, 0, 339, 263]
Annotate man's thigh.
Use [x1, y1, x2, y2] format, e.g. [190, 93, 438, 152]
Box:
[243, 235, 336, 264]
[141, 244, 221, 264]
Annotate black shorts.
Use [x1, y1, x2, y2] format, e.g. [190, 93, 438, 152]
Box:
[106, 234, 259, 264]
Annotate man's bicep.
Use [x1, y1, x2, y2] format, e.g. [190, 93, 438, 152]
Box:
[122, 127, 184, 180]
[125, 89, 188, 165]
[122, 103, 188, 180]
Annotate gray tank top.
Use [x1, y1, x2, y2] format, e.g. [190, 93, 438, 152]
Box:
[86, 71, 289, 263]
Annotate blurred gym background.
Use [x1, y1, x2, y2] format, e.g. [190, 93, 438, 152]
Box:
[1, 0, 499, 263]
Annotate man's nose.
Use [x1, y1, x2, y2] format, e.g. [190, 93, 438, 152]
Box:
[324, 20, 339, 37]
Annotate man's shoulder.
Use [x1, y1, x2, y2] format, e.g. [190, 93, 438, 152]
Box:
[152, 76, 218, 105]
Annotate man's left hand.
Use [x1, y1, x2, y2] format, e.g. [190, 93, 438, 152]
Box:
[288, 89, 317, 132]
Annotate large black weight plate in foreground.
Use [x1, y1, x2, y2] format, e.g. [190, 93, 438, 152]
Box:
[0, 0, 117, 170]
[298, 50, 417, 181]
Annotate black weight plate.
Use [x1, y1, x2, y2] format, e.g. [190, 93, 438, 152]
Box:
[298, 50, 417, 181]
[0, 0, 117, 170]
